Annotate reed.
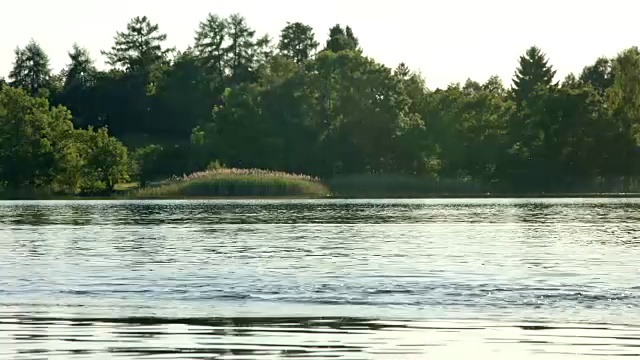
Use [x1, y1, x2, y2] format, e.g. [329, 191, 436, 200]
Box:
[132, 168, 330, 198]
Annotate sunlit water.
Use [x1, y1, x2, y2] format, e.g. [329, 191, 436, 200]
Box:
[1, 199, 640, 359]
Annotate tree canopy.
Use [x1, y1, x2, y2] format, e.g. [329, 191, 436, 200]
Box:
[2, 14, 640, 195]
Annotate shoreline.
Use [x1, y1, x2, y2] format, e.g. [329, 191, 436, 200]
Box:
[2, 192, 640, 201]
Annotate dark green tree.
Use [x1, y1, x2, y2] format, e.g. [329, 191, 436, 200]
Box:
[97, 16, 174, 137]
[57, 44, 98, 127]
[151, 50, 210, 136]
[324, 25, 359, 53]
[0, 86, 64, 189]
[101, 16, 173, 72]
[63, 44, 97, 90]
[512, 46, 557, 103]
[561, 73, 581, 89]
[194, 14, 228, 88]
[394, 63, 411, 79]
[278, 22, 319, 64]
[76, 126, 130, 192]
[580, 57, 614, 96]
[225, 14, 257, 84]
[9, 40, 52, 97]
[253, 34, 275, 77]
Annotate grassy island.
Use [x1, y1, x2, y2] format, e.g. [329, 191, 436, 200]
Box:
[131, 168, 330, 199]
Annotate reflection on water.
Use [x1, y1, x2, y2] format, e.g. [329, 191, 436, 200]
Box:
[1, 198, 640, 358]
[3, 316, 640, 359]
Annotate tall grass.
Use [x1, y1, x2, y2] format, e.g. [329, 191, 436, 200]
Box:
[132, 168, 330, 199]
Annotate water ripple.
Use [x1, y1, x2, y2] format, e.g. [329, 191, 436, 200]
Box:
[1, 199, 640, 358]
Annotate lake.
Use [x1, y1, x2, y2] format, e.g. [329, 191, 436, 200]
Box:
[1, 198, 640, 359]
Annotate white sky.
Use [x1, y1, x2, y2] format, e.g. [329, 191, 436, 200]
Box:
[0, 0, 637, 89]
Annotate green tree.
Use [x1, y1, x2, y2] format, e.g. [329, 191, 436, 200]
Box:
[561, 73, 581, 89]
[102, 16, 173, 73]
[9, 40, 52, 97]
[57, 44, 98, 127]
[210, 85, 273, 169]
[76, 126, 130, 192]
[63, 44, 97, 90]
[394, 63, 411, 79]
[253, 34, 275, 75]
[308, 51, 427, 175]
[97, 16, 175, 138]
[505, 47, 561, 190]
[194, 14, 228, 89]
[225, 14, 258, 84]
[131, 144, 164, 186]
[278, 22, 319, 64]
[603, 47, 640, 182]
[151, 50, 210, 136]
[324, 25, 359, 53]
[394, 62, 429, 116]
[0, 86, 74, 190]
[580, 57, 614, 96]
[512, 46, 557, 103]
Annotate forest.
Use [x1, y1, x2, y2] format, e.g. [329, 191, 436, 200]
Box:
[1, 14, 640, 197]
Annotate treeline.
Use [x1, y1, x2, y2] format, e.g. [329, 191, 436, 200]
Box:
[2, 14, 640, 195]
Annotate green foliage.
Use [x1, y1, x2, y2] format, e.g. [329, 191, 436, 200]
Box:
[5, 17, 640, 198]
[0, 86, 129, 195]
[580, 57, 614, 95]
[324, 25, 359, 53]
[75, 126, 130, 193]
[101, 16, 173, 73]
[194, 14, 228, 89]
[225, 14, 258, 84]
[151, 51, 211, 135]
[63, 44, 97, 90]
[0, 86, 69, 189]
[56, 44, 99, 127]
[327, 174, 484, 198]
[512, 46, 557, 103]
[9, 40, 53, 97]
[131, 144, 164, 186]
[278, 22, 319, 64]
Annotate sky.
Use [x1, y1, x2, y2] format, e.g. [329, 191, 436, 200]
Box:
[0, 0, 638, 90]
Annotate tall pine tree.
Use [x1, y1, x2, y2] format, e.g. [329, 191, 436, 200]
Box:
[9, 40, 52, 97]
[512, 46, 556, 103]
[102, 16, 173, 73]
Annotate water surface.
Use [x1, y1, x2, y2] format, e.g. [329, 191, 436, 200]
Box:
[1, 199, 640, 358]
